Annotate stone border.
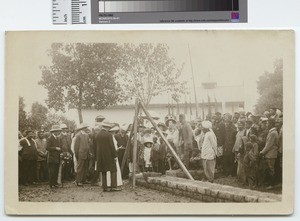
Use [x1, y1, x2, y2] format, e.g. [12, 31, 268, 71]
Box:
[136, 176, 282, 203]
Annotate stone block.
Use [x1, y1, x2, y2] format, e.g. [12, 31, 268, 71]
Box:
[177, 183, 187, 191]
[218, 190, 234, 201]
[194, 194, 203, 201]
[173, 189, 183, 196]
[210, 189, 219, 198]
[245, 195, 258, 202]
[202, 195, 216, 202]
[160, 180, 168, 187]
[167, 181, 178, 189]
[147, 177, 155, 184]
[196, 186, 207, 195]
[186, 185, 198, 193]
[233, 194, 246, 202]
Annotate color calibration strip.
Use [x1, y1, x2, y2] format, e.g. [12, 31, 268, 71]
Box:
[99, 0, 239, 13]
[53, 0, 247, 24]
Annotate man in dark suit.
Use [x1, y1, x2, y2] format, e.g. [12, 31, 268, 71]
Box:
[114, 126, 129, 179]
[19, 129, 38, 185]
[95, 122, 120, 192]
[46, 125, 62, 188]
[74, 123, 90, 187]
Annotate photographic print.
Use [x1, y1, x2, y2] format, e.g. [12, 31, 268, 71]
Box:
[5, 30, 294, 215]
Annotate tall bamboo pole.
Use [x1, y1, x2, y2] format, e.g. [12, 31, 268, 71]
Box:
[188, 44, 199, 118]
[132, 98, 140, 188]
[139, 101, 194, 180]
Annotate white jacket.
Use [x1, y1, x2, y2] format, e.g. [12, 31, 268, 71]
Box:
[201, 130, 218, 160]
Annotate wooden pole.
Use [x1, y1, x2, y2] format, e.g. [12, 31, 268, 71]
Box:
[132, 98, 140, 188]
[188, 44, 199, 118]
[139, 101, 194, 180]
[120, 117, 136, 175]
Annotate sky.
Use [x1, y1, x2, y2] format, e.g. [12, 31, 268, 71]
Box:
[12, 31, 284, 121]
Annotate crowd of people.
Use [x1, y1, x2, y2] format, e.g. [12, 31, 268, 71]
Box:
[18, 107, 283, 192]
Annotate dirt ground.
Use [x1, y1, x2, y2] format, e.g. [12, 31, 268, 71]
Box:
[18, 180, 198, 202]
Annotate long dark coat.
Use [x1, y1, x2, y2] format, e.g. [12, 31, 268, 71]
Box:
[46, 134, 62, 164]
[19, 138, 38, 161]
[95, 129, 117, 172]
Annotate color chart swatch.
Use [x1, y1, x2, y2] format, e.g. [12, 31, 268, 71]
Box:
[99, 0, 239, 13]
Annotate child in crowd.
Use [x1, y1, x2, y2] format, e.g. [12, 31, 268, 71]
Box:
[143, 138, 153, 172]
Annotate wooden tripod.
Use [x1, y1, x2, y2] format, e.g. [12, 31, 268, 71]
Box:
[121, 98, 194, 189]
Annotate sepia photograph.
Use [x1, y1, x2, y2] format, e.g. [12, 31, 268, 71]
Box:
[4, 30, 294, 215]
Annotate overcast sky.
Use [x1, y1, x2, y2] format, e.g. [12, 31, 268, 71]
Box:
[13, 31, 283, 119]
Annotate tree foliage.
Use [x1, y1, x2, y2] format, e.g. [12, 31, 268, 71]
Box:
[255, 59, 283, 113]
[27, 102, 48, 131]
[18, 97, 28, 133]
[19, 100, 76, 133]
[119, 43, 186, 106]
[39, 43, 123, 123]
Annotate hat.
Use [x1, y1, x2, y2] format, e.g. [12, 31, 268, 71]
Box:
[215, 112, 222, 116]
[101, 121, 112, 129]
[120, 123, 128, 131]
[50, 125, 62, 132]
[78, 123, 89, 130]
[260, 117, 268, 122]
[165, 115, 176, 127]
[95, 115, 105, 123]
[109, 125, 120, 132]
[202, 121, 212, 129]
[157, 122, 167, 130]
[143, 136, 154, 145]
[60, 123, 68, 129]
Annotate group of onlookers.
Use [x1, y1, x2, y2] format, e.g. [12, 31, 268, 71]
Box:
[18, 107, 283, 191]
[132, 107, 282, 190]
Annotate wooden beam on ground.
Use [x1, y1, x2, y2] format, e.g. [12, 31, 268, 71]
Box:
[132, 98, 140, 188]
[139, 101, 194, 180]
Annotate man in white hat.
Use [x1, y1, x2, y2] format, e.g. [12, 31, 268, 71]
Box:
[74, 123, 90, 187]
[201, 121, 218, 183]
[59, 123, 73, 180]
[46, 125, 62, 188]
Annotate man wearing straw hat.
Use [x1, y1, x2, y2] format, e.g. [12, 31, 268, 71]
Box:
[74, 123, 90, 187]
[46, 125, 62, 188]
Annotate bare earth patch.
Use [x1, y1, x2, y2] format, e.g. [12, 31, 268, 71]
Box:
[19, 180, 198, 202]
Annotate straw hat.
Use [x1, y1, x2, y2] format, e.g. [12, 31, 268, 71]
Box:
[78, 123, 89, 130]
[109, 125, 120, 132]
[60, 123, 68, 129]
[50, 125, 62, 132]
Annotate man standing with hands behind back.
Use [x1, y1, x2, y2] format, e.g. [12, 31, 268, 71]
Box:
[95, 122, 120, 192]
[46, 125, 62, 188]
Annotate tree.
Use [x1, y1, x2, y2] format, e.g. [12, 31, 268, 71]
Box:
[19, 97, 28, 133]
[255, 59, 283, 113]
[39, 43, 123, 123]
[27, 102, 48, 131]
[42, 113, 77, 132]
[119, 43, 186, 106]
